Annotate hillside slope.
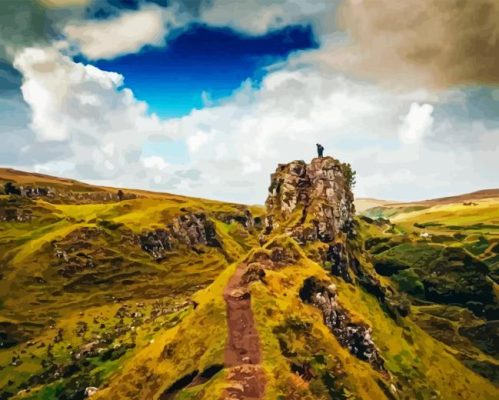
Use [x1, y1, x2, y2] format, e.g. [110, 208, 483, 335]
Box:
[0, 163, 498, 399]
[361, 189, 499, 220]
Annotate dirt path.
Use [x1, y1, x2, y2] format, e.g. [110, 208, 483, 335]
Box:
[222, 263, 266, 399]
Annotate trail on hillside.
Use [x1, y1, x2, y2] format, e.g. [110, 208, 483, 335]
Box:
[223, 263, 266, 400]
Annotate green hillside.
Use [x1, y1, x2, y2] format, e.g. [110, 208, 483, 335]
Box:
[0, 166, 498, 399]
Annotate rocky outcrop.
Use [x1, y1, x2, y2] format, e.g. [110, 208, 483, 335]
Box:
[264, 156, 357, 278]
[3, 181, 137, 204]
[171, 213, 220, 247]
[214, 209, 255, 229]
[0, 208, 33, 222]
[140, 212, 221, 260]
[0, 197, 35, 222]
[51, 227, 103, 277]
[264, 156, 410, 319]
[300, 277, 386, 372]
[265, 157, 355, 243]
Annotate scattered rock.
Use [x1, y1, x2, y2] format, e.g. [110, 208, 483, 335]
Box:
[85, 386, 99, 397]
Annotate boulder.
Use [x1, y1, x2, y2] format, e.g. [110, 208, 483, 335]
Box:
[85, 386, 99, 397]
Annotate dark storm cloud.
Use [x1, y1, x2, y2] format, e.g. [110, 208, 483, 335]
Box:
[0, 0, 88, 61]
[0, 0, 52, 60]
[331, 0, 499, 88]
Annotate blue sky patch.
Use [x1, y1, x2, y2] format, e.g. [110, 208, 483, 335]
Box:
[89, 23, 317, 118]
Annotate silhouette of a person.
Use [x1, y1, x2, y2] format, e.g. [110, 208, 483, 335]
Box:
[316, 143, 324, 158]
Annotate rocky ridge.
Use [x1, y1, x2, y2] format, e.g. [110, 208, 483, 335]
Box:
[264, 157, 408, 317]
[262, 157, 402, 381]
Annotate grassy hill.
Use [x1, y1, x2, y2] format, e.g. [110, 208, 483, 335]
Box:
[361, 189, 499, 219]
[354, 198, 394, 214]
[0, 168, 498, 399]
[359, 189, 499, 393]
[0, 169, 264, 399]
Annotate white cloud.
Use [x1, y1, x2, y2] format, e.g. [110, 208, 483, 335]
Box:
[197, 0, 335, 35]
[155, 64, 498, 203]
[13, 46, 179, 184]
[5, 1, 498, 204]
[154, 67, 402, 201]
[63, 5, 177, 60]
[142, 155, 170, 171]
[398, 103, 434, 144]
[14, 47, 124, 141]
[242, 156, 262, 174]
[187, 130, 213, 153]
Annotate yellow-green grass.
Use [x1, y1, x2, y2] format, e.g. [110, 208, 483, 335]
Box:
[86, 234, 499, 399]
[391, 199, 499, 231]
[249, 245, 387, 398]
[249, 237, 498, 399]
[5, 298, 192, 398]
[0, 180, 264, 399]
[92, 261, 238, 400]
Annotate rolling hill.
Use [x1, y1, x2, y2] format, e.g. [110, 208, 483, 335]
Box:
[359, 189, 499, 219]
[0, 162, 498, 400]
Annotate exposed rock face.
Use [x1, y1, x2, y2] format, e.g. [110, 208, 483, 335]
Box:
[264, 156, 410, 319]
[139, 212, 220, 260]
[171, 213, 220, 247]
[265, 157, 355, 243]
[51, 227, 103, 277]
[3, 181, 137, 204]
[214, 209, 255, 229]
[300, 277, 386, 372]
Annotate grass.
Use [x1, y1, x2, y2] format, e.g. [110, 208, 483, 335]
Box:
[375, 242, 442, 270]
[390, 199, 499, 234]
[92, 261, 237, 399]
[0, 170, 263, 399]
[359, 195, 499, 395]
[2, 169, 498, 399]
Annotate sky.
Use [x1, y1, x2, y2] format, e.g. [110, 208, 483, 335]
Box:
[0, 0, 498, 204]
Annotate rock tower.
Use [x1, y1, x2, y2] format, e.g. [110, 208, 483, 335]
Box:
[264, 156, 355, 243]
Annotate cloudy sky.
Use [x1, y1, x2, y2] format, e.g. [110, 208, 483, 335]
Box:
[1, 0, 498, 204]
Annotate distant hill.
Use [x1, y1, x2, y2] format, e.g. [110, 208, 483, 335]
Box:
[360, 189, 499, 219]
[0, 167, 245, 205]
[354, 198, 394, 213]
[0, 167, 100, 190]
[416, 189, 499, 205]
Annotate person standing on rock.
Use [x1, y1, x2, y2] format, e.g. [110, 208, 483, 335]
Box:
[316, 143, 324, 158]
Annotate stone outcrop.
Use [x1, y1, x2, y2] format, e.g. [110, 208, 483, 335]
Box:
[3, 181, 137, 204]
[265, 157, 355, 243]
[299, 277, 386, 372]
[140, 212, 221, 260]
[264, 156, 410, 319]
[51, 227, 102, 277]
[214, 209, 255, 229]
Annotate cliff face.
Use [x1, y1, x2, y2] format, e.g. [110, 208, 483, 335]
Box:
[265, 156, 355, 243]
[265, 156, 410, 318]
